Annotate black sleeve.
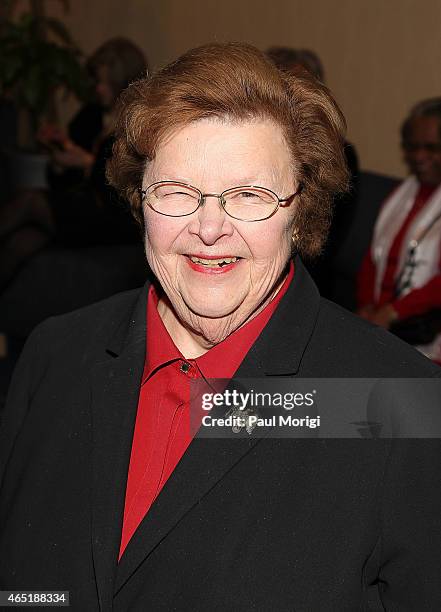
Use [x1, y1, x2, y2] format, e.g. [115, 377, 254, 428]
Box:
[0, 319, 52, 489]
[377, 439, 441, 609]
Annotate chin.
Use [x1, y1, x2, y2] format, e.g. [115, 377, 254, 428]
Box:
[177, 282, 245, 317]
[183, 297, 243, 320]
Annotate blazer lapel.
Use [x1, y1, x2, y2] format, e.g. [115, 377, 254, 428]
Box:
[89, 286, 148, 612]
[114, 258, 321, 594]
[114, 405, 265, 594]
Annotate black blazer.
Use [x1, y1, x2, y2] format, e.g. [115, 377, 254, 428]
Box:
[1, 259, 440, 611]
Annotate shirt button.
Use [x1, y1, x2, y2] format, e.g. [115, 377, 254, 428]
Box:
[180, 361, 191, 374]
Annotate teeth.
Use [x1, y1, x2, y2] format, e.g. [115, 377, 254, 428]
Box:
[189, 256, 238, 267]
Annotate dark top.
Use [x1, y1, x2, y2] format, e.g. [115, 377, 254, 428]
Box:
[306, 140, 359, 299]
[1, 258, 440, 611]
[48, 104, 140, 247]
[68, 103, 103, 152]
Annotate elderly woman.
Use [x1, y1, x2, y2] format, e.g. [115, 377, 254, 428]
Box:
[1, 43, 440, 611]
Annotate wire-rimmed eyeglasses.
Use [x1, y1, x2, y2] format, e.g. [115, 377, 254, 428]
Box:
[138, 180, 303, 222]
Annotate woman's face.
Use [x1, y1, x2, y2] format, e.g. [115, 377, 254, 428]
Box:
[142, 117, 299, 345]
[94, 65, 116, 109]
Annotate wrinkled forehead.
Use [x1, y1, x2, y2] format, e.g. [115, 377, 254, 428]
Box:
[143, 117, 298, 188]
[155, 114, 284, 144]
[404, 115, 441, 143]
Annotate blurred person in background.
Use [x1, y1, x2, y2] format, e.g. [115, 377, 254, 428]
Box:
[0, 38, 147, 290]
[267, 46, 359, 301]
[266, 46, 325, 82]
[358, 98, 441, 364]
[42, 37, 148, 176]
[41, 36, 148, 246]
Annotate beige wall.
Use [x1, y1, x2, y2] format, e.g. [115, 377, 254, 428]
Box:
[16, 0, 441, 178]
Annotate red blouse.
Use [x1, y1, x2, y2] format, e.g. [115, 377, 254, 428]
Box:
[119, 262, 294, 558]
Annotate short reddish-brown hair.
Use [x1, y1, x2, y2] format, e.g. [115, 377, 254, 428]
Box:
[107, 42, 348, 258]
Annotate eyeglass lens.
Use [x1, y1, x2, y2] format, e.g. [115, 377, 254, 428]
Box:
[144, 182, 279, 220]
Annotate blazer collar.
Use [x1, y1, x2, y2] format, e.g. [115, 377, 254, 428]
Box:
[104, 284, 149, 359]
[91, 256, 321, 607]
[235, 256, 321, 376]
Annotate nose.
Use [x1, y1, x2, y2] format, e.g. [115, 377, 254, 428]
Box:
[188, 194, 234, 245]
[407, 145, 430, 164]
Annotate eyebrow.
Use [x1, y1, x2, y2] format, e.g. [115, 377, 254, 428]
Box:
[148, 176, 276, 187]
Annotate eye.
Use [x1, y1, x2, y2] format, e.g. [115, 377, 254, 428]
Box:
[426, 144, 441, 153]
[164, 190, 195, 198]
[239, 191, 260, 198]
[231, 191, 266, 202]
[225, 189, 276, 205]
[153, 185, 199, 200]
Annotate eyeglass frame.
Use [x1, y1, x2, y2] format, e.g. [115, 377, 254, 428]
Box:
[138, 180, 303, 222]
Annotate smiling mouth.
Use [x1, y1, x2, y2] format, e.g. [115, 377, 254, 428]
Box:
[187, 255, 240, 268]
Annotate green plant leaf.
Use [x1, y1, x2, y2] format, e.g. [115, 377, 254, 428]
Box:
[0, 8, 92, 126]
[43, 17, 75, 46]
[0, 54, 23, 85]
